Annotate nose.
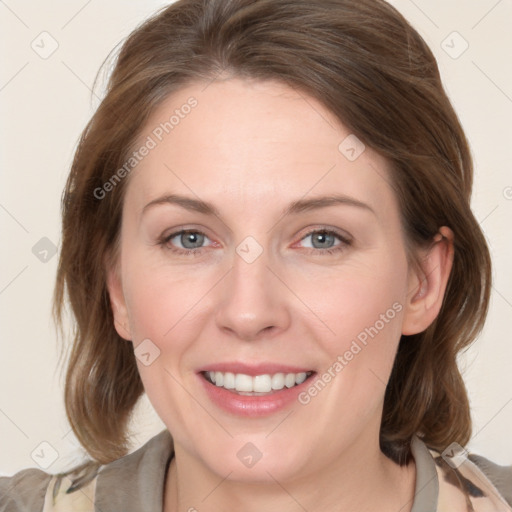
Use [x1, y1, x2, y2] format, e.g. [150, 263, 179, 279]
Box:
[215, 246, 291, 341]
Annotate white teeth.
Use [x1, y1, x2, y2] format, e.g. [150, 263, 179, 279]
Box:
[223, 372, 235, 389]
[206, 371, 311, 393]
[271, 373, 285, 390]
[235, 373, 253, 392]
[253, 374, 272, 393]
[284, 373, 296, 388]
[295, 372, 307, 385]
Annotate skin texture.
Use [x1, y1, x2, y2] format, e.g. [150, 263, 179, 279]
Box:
[107, 77, 454, 512]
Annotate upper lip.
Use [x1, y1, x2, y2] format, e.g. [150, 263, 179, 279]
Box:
[197, 362, 314, 376]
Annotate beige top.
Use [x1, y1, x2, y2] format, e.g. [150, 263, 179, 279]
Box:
[1, 430, 511, 511]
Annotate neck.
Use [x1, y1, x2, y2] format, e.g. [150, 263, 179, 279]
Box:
[163, 437, 416, 512]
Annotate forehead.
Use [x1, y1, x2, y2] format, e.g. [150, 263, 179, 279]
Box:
[125, 78, 397, 219]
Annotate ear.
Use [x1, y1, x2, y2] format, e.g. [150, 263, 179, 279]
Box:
[105, 258, 132, 341]
[401, 226, 454, 336]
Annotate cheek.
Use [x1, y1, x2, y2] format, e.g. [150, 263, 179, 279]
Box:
[120, 252, 223, 406]
[120, 256, 214, 432]
[124, 274, 179, 342]
[290, 256, 408, 441]
[291, 251, 408, 377]
[121, 247, 210, 343]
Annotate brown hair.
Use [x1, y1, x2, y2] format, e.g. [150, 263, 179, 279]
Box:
[54, 0, 491, 471]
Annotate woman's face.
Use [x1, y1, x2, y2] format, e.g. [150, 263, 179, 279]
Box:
[109, 77, 426, 482]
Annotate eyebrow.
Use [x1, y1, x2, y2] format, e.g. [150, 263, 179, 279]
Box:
[141, 193, 375, 218]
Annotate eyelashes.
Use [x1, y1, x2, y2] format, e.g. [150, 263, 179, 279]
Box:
[296, 230, 350, 254]
[157, 228, 352, 257]
[158, 230, 215, 257]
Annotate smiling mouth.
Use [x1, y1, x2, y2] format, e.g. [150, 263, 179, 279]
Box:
[201, 370, 315, 395]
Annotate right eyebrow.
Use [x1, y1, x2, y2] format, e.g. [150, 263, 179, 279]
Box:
[141, 194, 221, 217]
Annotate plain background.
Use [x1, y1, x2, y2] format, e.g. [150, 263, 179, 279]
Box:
[1, 0, 511, 475]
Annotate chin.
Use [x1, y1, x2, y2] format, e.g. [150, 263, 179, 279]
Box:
[195, 434, 314, 484]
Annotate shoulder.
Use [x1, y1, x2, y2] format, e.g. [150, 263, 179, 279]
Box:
[410, 435, 512, 511]
[0, 429, 173, 512]
[428, 444, 512, 510]
[0, 462, 100, 512]
[0, 467, 52, 512]
[468, 454, 512, 505]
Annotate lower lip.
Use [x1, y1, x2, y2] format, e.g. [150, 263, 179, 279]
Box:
[198, 373, 315, 417]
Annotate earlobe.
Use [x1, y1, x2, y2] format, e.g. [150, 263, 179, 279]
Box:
[105, 262, 132, 341]
[401, 227, 454, 336]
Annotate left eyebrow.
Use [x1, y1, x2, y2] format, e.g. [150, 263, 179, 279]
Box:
[282, 194, 376, 217]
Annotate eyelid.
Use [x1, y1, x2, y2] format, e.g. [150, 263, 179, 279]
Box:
[293, 226, 352, 246]
[158, 226, 352, 256]
[161, 228, 215, 247]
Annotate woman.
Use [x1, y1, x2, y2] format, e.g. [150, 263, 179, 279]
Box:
[1, 0, 511, 510]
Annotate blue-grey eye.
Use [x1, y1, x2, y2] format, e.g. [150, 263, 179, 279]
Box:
[304, 231, 338, 249]
[175, 231, 205, 249]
